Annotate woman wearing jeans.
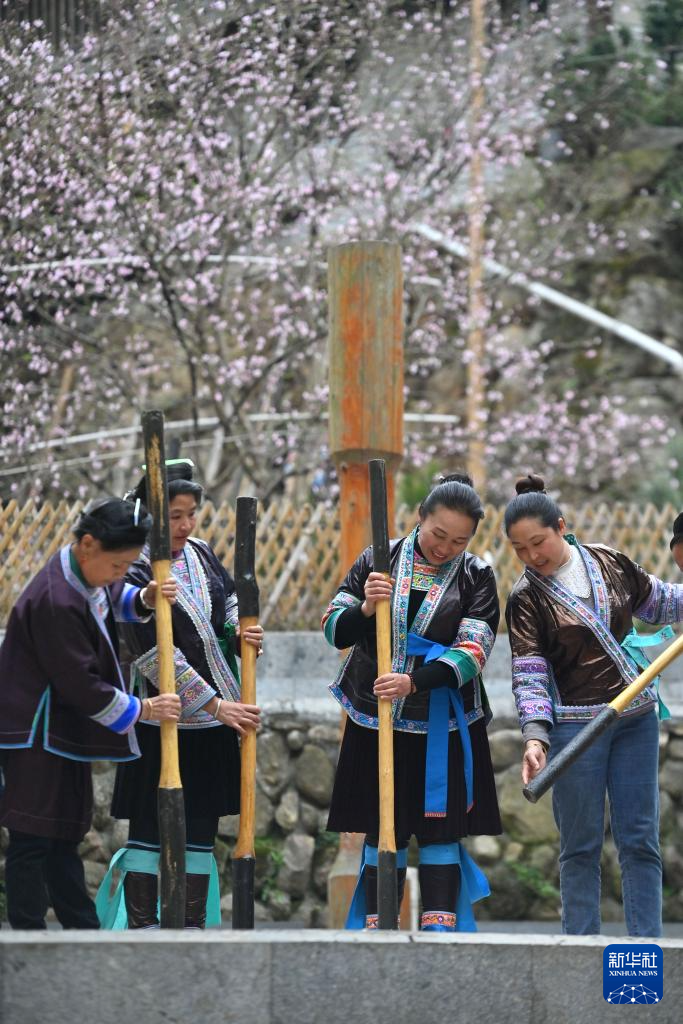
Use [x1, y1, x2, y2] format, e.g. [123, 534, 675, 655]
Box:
[504, 475, 682, 936]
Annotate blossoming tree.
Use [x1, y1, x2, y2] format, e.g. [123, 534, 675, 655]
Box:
[0, 0, 679, 503]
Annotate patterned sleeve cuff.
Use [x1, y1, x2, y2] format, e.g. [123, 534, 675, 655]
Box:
[635, 576, 682, 624]
[114, 583, 153, 623]
[436, 647, 480, 687]
[512, 655, 554, 727]
[321, 592, 362, 647]
[434, 617, 496, 686]
[177, 667, 215, 720]
[91, 692, 141, 734]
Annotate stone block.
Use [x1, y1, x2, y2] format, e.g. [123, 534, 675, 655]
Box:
[277, 834, 314, 899]
[275, 788, 300, 833]
[265, 888, 292, 921]
[666, 736, 683, 761]
[498, 765, 557, 844]
[299, 800, 327, 836]
[488, 728, 522, 772]
[662, 843, 683, 885]
[83, 860, 107, 896]
[484, 862, 533, 919]
[270, 936, 532, 1024]
[2, 933, 683, 1024]
[526, 844, 559, 878]
[307, 724, 340, 745]
[659, 759, 683, 801]
[0, 934, 272, 1024]
[256, 731, 291, 799]
[294, 744, 335, 806]
[108, 818, 130, 854]
[91, 769, 116, 831]
[659, 790, 676, 838]
[286, 729, 305, 752]
[219, 788, 274, 840]
[467, 834, 501, 865]
[78, 829, 110, 864]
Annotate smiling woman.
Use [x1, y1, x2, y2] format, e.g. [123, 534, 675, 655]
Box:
[0, 498, 180, 931]
[504, 473, 683, 938]
[99, 460, 264, 931]
[322, 472, 502, 933]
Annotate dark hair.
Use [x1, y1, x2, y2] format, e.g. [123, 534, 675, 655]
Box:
[126, 459, 203, 506]
[503, 474, 564, 535]
[419, 472, 485, 531]
[671, 512, 683, 550]
[73, 498, 152, 550]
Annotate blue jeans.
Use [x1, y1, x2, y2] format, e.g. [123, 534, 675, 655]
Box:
[550, 709, 661, 937]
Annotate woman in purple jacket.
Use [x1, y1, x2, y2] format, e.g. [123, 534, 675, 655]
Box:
[0, 497, 179, 930]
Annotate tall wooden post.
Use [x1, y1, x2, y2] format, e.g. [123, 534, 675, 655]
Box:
[466, 0, 487, 494]
[326, 240, 404, 928]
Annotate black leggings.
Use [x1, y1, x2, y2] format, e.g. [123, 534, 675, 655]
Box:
[364, 835, 462, 916]
[5, 830, 100, 930]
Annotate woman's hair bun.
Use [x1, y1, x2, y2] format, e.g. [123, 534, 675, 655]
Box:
[515, 473, 546, 496]
[438, 471, 474, 488]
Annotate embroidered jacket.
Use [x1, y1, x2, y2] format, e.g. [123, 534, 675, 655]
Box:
[0, 546, 145, 761]
[121, 538, 241, 729]
[322, 529, 499, 734]
[506, 542, 682, 728]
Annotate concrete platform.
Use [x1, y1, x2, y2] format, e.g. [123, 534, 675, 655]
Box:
[1, 930, 681, 1024]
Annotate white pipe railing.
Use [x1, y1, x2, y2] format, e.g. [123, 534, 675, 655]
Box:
[410, 222, 683, 375]
[0, 411, 462, 478]
[4, 232, 680, 371]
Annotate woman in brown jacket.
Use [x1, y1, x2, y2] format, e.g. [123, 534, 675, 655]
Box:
[505, 475, 682, 937]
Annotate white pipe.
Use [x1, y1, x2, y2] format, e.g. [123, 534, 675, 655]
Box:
[5, 234, 679, 370]
[21, 411, 460, 455]
[410, 222, 683, 375]
[0, 253, 300, 274]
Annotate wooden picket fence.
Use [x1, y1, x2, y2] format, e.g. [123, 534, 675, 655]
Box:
[0, 1, 104, 47]
[0, 498, 679, 630]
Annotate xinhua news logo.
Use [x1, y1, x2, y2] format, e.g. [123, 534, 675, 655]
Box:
[603, 944, 663, 1004]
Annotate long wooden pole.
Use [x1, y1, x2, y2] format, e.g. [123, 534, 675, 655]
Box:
[466, 0, 487, 493]
[369, 459, 398, 930]
[327, 241, 404, 928]
[524, 633, 683, 804]
[232, 496, 259, 929]
[141, 410, 186, 928]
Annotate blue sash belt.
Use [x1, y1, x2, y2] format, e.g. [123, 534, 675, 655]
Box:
[621, 625, 673, 721]
[406, 633, 473, 818]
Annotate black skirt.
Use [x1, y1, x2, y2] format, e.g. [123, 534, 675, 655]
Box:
[111, 722, 241, 827]
[0, 744, 93, 843]
[327, 716, 502, 844]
